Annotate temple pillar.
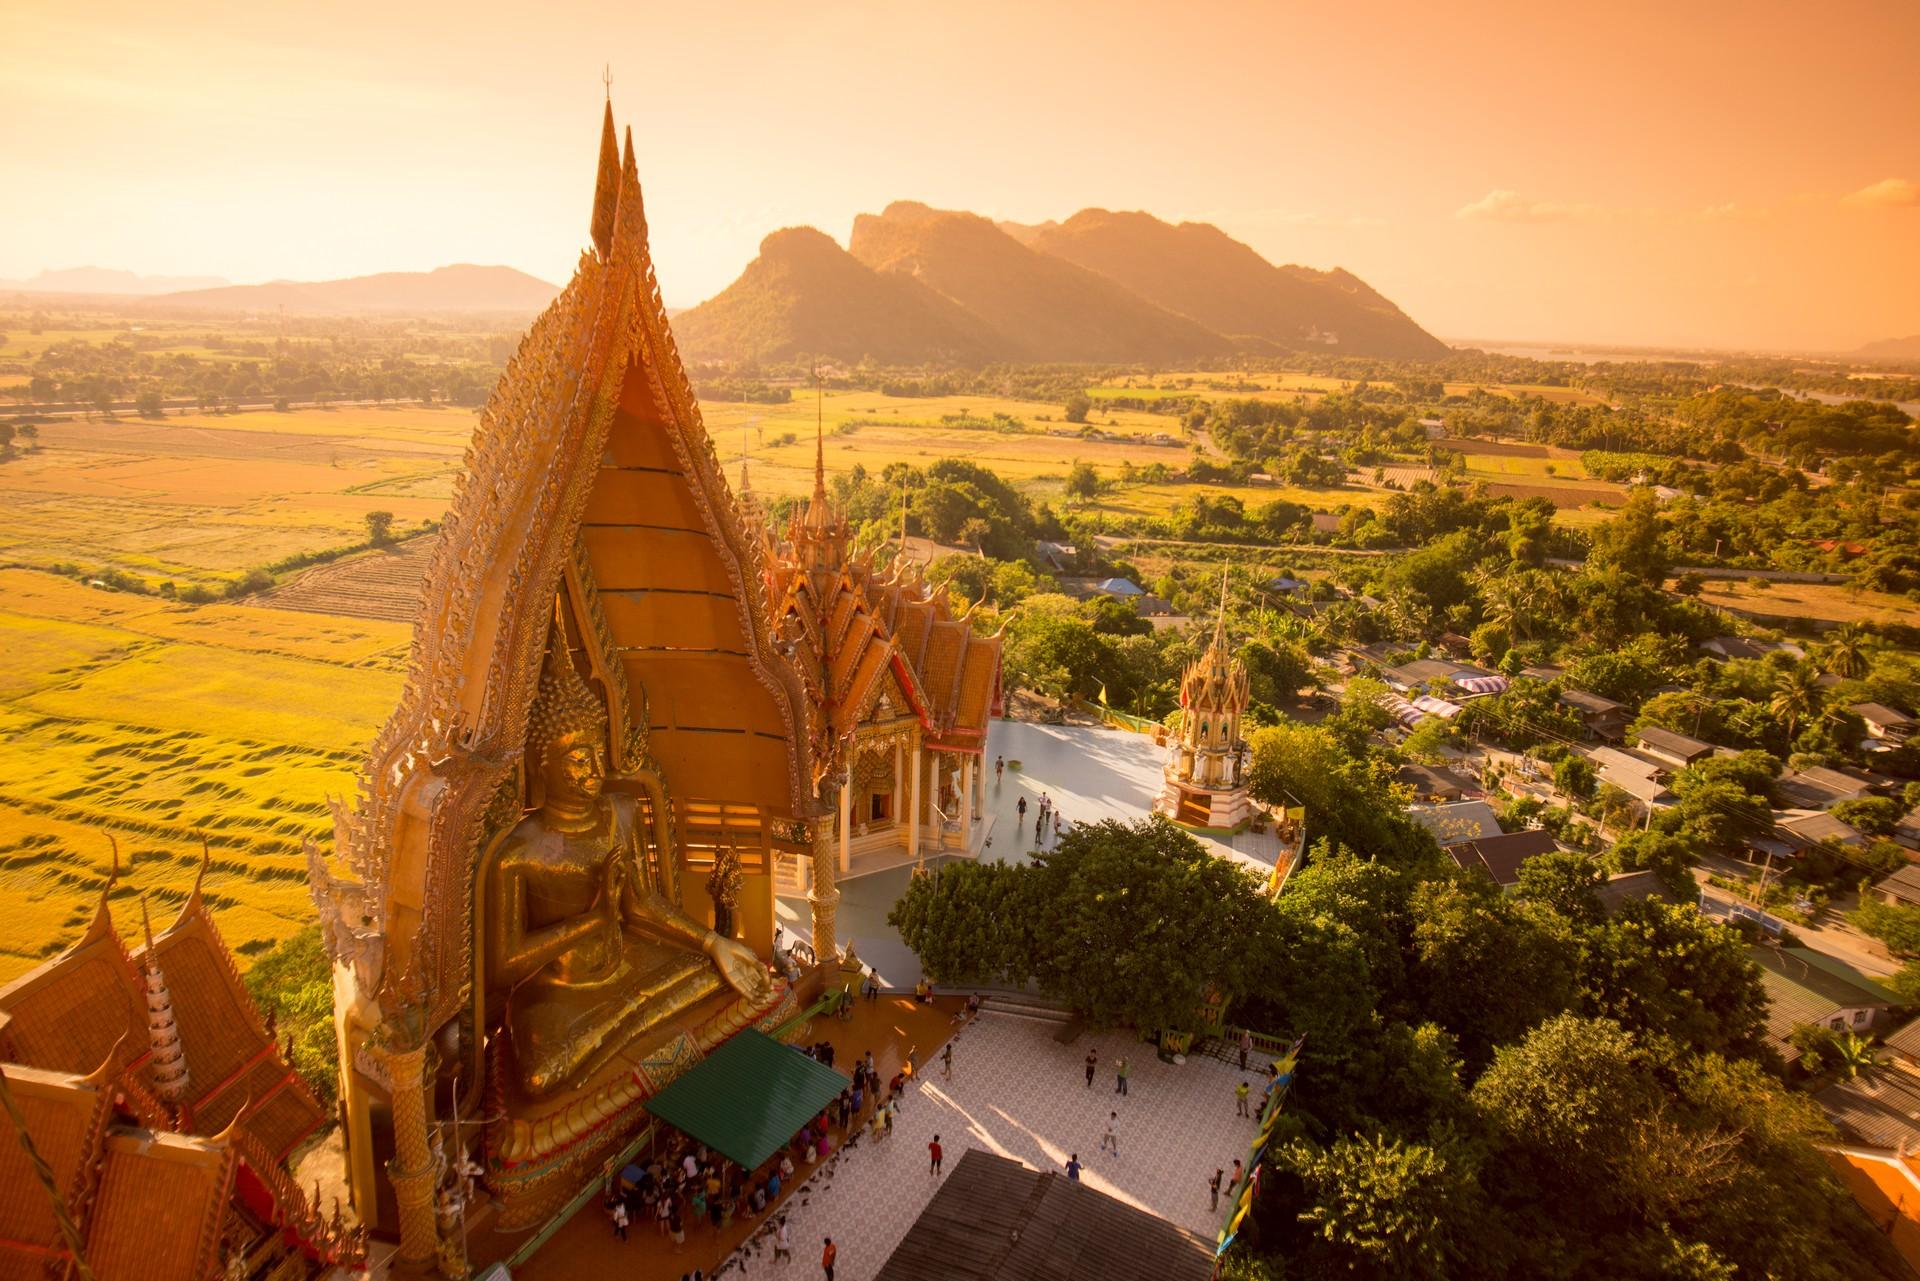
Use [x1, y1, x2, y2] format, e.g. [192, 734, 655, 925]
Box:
[383, 1041, 441, 1275]
[893, 738, 904, 830]
[809, 812, 839, 963]
[838, 780, 852, 874]
[908, 742, 922, 864]
[964, 757, 977, 827]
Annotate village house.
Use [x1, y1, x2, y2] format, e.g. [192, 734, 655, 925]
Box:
[1444, 828, 1559, 888]
[1751, 945, 1900, 1066]
[1852, 702, 1915, 744]
[1559, 688, 1632, 742]
[1634, 726, 1716, 770]
[1872, 864, 1920, 910]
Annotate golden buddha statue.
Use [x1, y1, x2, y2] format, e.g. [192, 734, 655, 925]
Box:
[485, 633, 771, 1099]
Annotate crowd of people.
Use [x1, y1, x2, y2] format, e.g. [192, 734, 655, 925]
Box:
[605, 1035, 931, 1274]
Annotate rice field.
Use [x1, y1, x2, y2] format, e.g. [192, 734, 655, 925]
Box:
[0, 570, 406, 981]
[1694, 579, 1920, 626]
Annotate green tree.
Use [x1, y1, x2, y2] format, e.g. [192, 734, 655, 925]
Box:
[136, 388, 165, 418]
[1063, 460, 1100, 504]
[1410, 875, 1573, 1067]
[364, 509, 396, 545]
[1512, 850, 1605, 927]
[1579, 899, 1768, 1059]
[1063, 391, 1092, 424]
[1269, 1134, 1483, 1279]
[241, 925, 338, 1108]
[1767, 664, 1824, 745]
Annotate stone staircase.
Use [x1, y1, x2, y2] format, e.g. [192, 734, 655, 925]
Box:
[976, 992, 1075, 1027]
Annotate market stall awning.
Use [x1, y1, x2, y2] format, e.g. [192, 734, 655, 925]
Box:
[643, 1029, 848, 1171]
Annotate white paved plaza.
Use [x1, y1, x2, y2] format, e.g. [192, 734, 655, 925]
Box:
[726, 1011, 1262, 1280]
[777, 720, 1278, 989]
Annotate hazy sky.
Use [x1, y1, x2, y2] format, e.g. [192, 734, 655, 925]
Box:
[3, 0, 1916, 351]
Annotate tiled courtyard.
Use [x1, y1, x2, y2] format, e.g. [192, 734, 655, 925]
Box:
[721, 1011, 1261, 1281]
[778, 720, 1278, 990]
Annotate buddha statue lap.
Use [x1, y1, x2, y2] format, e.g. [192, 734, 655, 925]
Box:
[485, 632, 771, 1100]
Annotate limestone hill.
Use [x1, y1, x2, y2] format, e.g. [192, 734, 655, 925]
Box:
[849, 201, 1232, 363]
[1025, 209, 1449, 359]
[672, 226, 1012, 364]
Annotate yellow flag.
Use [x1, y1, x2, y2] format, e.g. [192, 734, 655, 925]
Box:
[1097, 682, 1110, 706]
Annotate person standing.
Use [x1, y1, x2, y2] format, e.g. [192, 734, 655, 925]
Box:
[773, 1218, 792, 1263]
[611, 1197, 629, 1242]
[929, 1134, 944, 1176]
[1238, 1029, 1253, 1072]
[1208, 1168, 1223, 1211]
[821, 1237, 838, 1281]
[1084, 1048, 1098, 1088]
[941, 1041, 953, 1080]
[1065, 1153, 1082, 1182]
[1114, 1056, 1129, 1096]
[995, 755, 1005, 785]
[1227, 1158, 1242, 1193]
[1099, 1111, 1118, 1156]
[1052, 811, 1061, 840]
[1017, 795, 1027, 825]
[1236, 1079, 1251, 1117]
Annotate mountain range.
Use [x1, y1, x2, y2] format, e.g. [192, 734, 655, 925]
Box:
[675, 202, 1448, 364]
[0, 267, 231, 295]
[1856, 334, 1920, 362]
[151, 265, 560, 313]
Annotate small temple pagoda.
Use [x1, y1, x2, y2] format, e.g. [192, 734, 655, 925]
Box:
[1155, 573, 1255, 831]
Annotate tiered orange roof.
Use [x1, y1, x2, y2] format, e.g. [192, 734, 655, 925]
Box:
[760, 429, 1003, 778]
[0, 856, 346, 1280]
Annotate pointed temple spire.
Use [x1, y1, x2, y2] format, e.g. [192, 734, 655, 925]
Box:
[1212, 566, 1230, 652]
[590, 99, 620, 257]
[139, 895, 191, 1104]
[811, 366, 828, 506]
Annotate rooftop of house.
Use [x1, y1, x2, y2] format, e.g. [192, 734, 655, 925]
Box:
[1873, 863, 1920, 903]
[1407, 800, 1503, 848]
[1752, 945, 1898, 1038]
[1851, 702, 1914, 728]
[1776, 810, 1866, 847]
[1817, 1066, 1920, 1151]
[1636, 726, 1715, 759]
[1446, 828, 1559, 886]
[1560, 689, 1627, 714]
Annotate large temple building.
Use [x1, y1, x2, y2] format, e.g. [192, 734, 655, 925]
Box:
[0, 856, 354, 1280]
[753, 441, 1002, 896]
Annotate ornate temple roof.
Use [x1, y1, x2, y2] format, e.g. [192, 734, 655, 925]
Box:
[1178, 571, 1250, 716]
[0, 859, 340, 1279]
[761, 433, 1003, 781]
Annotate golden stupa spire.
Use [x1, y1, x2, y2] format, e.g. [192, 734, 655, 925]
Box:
[589, 85, 619, 258]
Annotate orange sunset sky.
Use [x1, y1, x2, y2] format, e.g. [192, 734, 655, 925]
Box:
[3, 0, 1916, 352]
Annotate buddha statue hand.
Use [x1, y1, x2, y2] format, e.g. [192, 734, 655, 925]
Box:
[704, 931, 772, 1005]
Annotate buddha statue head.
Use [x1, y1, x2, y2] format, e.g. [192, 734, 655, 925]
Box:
[528, 628, 611, 816]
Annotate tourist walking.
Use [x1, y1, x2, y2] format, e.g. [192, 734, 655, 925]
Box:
[1084, 1048, 1098, 1088]
[1035, 814, 1044, 847]
[610, 1198, 629, 1241]
[1100, 1111, 1118, 1156]
[1066, 1153, 1082, 1182]
[1236, 1079, 1251, 1117]
[995, 755, 1004, 785]
[821, 1236, 838, 1281]
[1016, 796, 1027, 824]
[1238, 1029, 1253, 1071]
[1052, 811, 1061, 840]
[929, 1134, 944, 1176]
[773, 1218, 792, 1263]
[1208, 1168, 1223, 1211]
[941, 1041, 953, 1079]
[1227, 1158, 1242, 1193]
[1114, 1057, 1129, 1096]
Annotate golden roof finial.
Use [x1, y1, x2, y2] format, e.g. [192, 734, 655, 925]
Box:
[1213, 565, 1230, 652]
[139, 894, 157, 962]
[590, 97, 620, 258]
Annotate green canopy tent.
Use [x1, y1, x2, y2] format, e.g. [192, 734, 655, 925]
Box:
[644, 1029, 849, 1171]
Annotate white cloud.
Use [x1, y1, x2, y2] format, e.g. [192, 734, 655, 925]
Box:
[1454, 189, 1610, 223]
[1843, 178, 1920, 209]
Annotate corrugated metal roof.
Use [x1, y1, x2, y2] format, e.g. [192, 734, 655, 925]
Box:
[644, 1029, 847, 1171]
[874, 1149, 1214, 1281]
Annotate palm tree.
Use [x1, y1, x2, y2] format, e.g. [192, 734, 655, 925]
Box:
[1820, 623, 1870, 681]
[1768, 664, 1824, 745]
[1832, 1031, 1876, 1080]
